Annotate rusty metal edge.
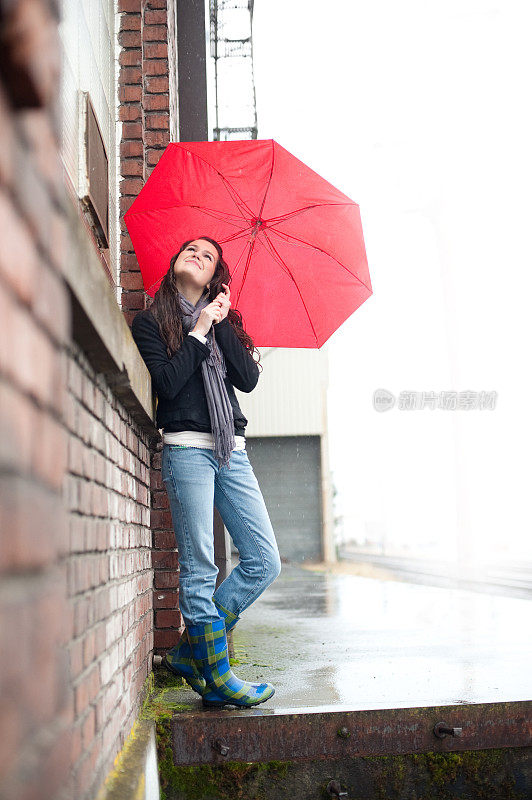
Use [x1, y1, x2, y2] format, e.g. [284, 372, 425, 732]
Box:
[171, 699, 532, 766]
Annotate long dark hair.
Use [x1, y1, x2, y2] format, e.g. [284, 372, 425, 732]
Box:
[147, 236, 262, 371]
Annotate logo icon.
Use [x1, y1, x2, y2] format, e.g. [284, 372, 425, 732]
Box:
[373, 388, 395, 412]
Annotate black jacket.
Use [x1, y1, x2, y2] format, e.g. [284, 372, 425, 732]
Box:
[131, 308, 259, 434]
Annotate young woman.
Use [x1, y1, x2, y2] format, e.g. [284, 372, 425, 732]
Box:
[131, 236, 282, 708]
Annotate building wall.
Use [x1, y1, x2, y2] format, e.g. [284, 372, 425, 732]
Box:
[239, 347, 329, 438]
[0, 1, 160, 799]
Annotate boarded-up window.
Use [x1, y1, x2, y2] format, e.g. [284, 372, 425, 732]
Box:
[83, 93, 109, 248]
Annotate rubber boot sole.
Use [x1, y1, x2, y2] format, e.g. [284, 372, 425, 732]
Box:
[201, 686, 275, 708]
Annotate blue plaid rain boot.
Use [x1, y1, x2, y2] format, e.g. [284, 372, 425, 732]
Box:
[162, 626, 206, 696]
[187, 616, 275, 708]
[162, 599, 240, 696]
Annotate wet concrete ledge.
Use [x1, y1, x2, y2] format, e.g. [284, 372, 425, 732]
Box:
[158, 561, 532, 712]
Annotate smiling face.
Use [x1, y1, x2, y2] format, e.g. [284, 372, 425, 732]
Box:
[173, 239, 219, 293]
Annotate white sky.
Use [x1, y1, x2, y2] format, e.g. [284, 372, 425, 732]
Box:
[252, 0, 532, 563]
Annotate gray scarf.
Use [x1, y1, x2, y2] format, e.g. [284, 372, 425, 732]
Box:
[178, 287, 235, 469]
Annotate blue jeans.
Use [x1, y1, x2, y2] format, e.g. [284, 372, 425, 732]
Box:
[161, 444, 282, 626]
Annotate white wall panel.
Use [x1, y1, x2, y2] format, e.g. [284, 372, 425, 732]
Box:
[236, 346, 330, 437]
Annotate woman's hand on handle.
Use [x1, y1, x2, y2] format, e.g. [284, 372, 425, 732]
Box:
[192, 284, 231, 336]
[213, 284, 231, 324]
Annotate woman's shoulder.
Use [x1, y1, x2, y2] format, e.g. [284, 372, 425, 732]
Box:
[131, 307, 157, 332]
[131, 308, 165, 349]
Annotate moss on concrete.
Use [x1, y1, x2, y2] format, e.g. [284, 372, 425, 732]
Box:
[141, 671, 195, 719]
[362, 748, 521, 800]
[152, 666, 186, 690]
[154, 744, 527, 800]
[422, 748, 519, 799]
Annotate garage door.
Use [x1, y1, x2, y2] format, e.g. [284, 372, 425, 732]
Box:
[239, 435, 323, 563]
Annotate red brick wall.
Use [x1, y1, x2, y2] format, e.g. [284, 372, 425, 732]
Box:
[0, 1, 72, 797]
[0, 1, 159, 798]
[120, 0, 172, 326]
[63, 342, 153, 798]
[151, 449, 182, 651]
[118, 0, 184, 654]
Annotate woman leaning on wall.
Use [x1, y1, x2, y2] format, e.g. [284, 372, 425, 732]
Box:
[131, 236, 282, 708]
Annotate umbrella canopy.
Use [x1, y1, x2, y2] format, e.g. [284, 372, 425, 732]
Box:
[124, 138, 372, 348]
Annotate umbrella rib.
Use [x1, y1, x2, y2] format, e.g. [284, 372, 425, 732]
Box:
[145, 274, 164, 294]
[267, 226, 372, 294]
[186, 205, 249, 225]
[228, 236, 253, 283]
[258, 229, 319, 347]
[249, 232, 293, 281]
[233, 233, 260, 307]
[219, 176, 257, 223]
[266, 202, 356, 228]
[126, 203, 248, 228]
[175, 145, 258, 221]
[221, 228, 256, 245]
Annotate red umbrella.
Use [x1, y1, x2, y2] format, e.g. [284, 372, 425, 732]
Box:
[124, 138, 371, 348]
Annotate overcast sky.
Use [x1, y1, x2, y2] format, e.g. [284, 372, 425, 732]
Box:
[252, 0, 532, 562]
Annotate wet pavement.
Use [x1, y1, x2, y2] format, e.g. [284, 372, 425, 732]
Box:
[161, 561, 532, 713]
